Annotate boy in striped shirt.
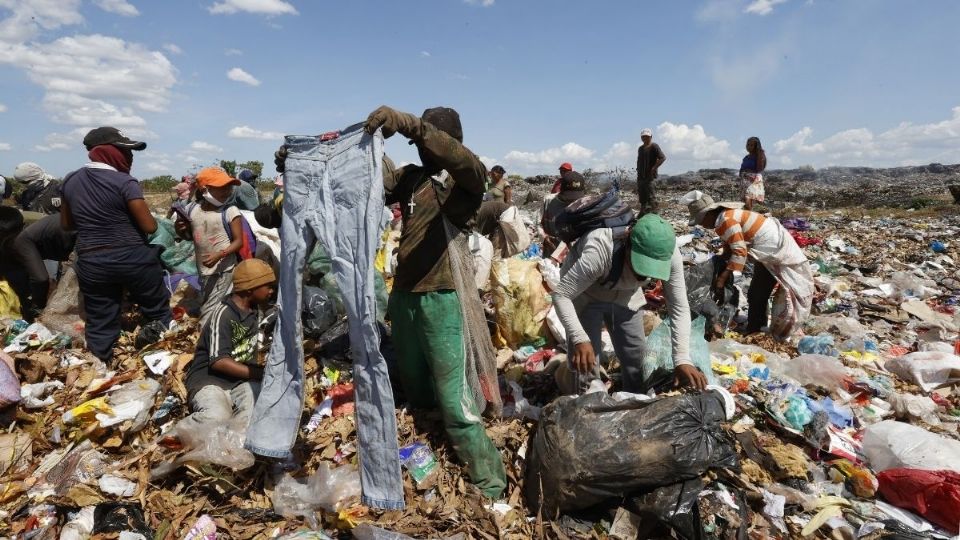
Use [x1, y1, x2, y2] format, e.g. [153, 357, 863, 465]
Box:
[683, 191, 814, 338]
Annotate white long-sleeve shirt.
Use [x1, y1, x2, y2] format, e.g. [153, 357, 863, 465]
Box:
[551, 228, 692, 366]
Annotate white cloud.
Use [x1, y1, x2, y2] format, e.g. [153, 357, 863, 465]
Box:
[0, 142, 11, 151]
[0, 12, 178, 134]
[162, 43, 182, 55]
[504, 142, 595, 169]
[744, 0, 788, 15]
[420, 50, 431, 58]
[656, 122, 737, 168]
[0, 0, 84, 43]
[709, 43, 785, 96]
[477, 155, 495, 169]
[227, 125, 283, 140]
[0, 103, 6, 112]
[190, 140, 223, 153]
[94, 0, 140, 17]
[773, 105, 960, 167]
[209, 0, 298, 15]
[227, 67, 261, 86]
[465, 0, 495, 6]
[225, 48, 243, 56]
[34, 143, 70, 152]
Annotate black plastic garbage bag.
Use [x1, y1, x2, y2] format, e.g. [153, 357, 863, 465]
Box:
[627, 478, 705, 540]
[685, 256, 739, 335]
[525, 389, 738, 518]
[302, 285, 339, 338]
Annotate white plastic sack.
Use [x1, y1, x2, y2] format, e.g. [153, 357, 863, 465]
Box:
[884, 351, 960, 392]
[546, 306, 566, 345]
[469, 232, 493, 290]
[494, 206, 531, 258]
[862, 420, 960, 473]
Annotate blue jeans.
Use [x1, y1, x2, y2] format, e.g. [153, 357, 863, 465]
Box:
[245, 124, 404, 510]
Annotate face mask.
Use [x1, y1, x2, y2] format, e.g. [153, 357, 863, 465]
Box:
[202, 190, 224, 207]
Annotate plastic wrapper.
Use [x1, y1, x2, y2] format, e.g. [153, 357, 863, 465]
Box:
[102, 378, 160, 432]
[862, 420, 960, 473]
[491, 205, 532, 258]
[884, 351, 960, 392]
[150, 419, 255, 478]
[491, 258, 550, 348]
[469, 231, 494, 290]
[42, 440, 108, 496]
[399, 442, 439, 489]
[877, 468, 960, 534]
[302, 285, 339, 338]
[272, 463, 362, 528]
[182, 514, 218, 540]
[525, 389, 738, 517]
[0, 350, 20, 408]
[60, 506, 95, 540]
[643, 317, 716, 389]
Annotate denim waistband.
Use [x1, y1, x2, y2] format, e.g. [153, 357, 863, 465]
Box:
[284, 122, 366, 161]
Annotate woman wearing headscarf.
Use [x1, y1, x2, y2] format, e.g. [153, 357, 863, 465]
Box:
[739, 137, 766, 211]
[13, 162, 62, 214]
[59, 127, 173, 363]
[682, 190, 813, 340]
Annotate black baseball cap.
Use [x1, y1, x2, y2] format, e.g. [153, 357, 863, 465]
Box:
[82, 126, 147, 151]
[410, 106, 463, 144]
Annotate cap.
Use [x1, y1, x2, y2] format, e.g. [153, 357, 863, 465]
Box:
[196, 166, 240, 188]
[237, 169, 258, 184]
[421, 106, 463, 142]
[629, 214, 676, 281]
[491, 165, 506, 175]
[82, 126, 146, 151]
[557, 170, 586, 203]
[232, 259, 276, 292]
[0, 175, 7, 199]
[640, 128, 653, 138]
[681, 190, 743, 226]
[559, 162, 573, 172]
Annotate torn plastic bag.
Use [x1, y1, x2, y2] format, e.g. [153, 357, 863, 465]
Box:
[884, 352, 960, 393]
[684, 256, 739, 334]
[877, 469, 960, 534]
[771, 354, 849, 391]
[38, 264, 85, 342]
[102, 378, 160, 432]
[525, 389, 738, 517]
[302, 285, 339, 338]
[491, 258, 550, 348]
[150, 419, 254, 478]
[643, 317, 716, 388]
[626, 478, 705, 540]
[92, 502, 152, 537]
[863, 420, 960, 473]
[272, 463, 362, 528]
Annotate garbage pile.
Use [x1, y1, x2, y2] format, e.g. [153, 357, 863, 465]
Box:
[2, 193, 960, 539]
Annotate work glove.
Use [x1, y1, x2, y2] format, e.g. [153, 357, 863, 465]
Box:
[274, 145, 288, 173]
[364, 106, 420, 141]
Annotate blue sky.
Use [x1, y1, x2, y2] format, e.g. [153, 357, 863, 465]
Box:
[1, 0, 959, 179]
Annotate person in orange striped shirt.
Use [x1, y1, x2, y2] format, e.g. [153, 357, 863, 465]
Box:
[682, 190, 814, 339]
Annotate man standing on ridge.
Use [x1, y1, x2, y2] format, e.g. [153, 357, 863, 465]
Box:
[636, 128, 666, 214]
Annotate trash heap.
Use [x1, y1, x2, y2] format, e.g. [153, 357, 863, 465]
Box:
[2, 198, 960, 539]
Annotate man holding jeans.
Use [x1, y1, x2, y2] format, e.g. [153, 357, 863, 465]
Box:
[364, 105, 507, 499]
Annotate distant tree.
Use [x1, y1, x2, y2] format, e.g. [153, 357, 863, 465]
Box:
[220, 160, 237, 177]
[141, 175, 177, 192]
[237, 160, 264, 179]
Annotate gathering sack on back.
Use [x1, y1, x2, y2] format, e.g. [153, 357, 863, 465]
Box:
[221, 210, 258, 260]
[554, 189, 634, 245]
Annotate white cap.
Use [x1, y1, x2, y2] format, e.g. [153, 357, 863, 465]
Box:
[640, 128, 653, 137]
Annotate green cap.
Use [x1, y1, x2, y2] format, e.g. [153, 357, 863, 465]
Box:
[629, 214, 676, 281]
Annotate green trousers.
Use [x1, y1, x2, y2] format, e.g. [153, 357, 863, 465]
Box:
[388, 289, 507, 499]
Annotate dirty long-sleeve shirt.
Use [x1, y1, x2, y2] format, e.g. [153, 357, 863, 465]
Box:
[384, 117, 487, 292]
[551, 228, 692, 366]
[715, 208, 768, 272]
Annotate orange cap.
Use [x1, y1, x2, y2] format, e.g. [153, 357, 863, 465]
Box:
[196, 166, 240, 188]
